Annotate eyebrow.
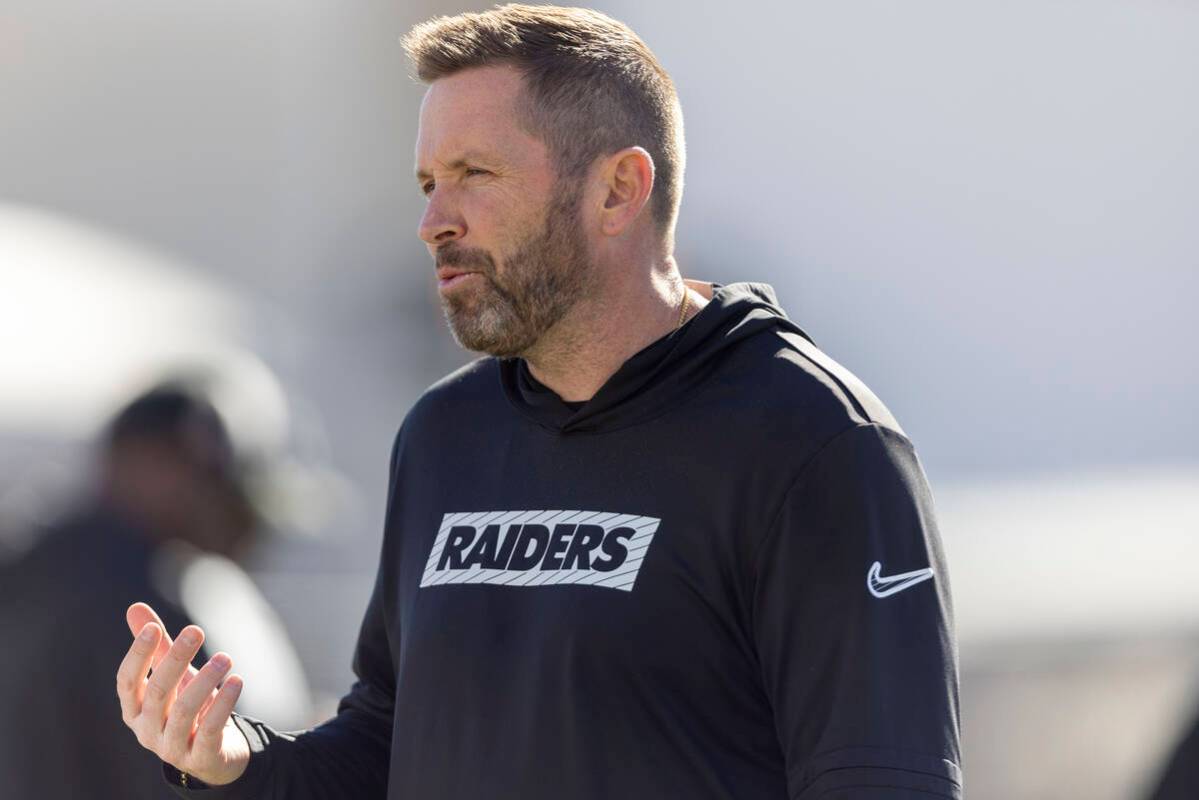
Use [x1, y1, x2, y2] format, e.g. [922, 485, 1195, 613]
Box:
[415, 152, 499, 182]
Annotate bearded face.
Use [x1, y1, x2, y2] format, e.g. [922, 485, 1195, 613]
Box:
[436, 179, 594, 358]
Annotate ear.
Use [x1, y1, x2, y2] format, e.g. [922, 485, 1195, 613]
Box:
[598, 146, 655, 237]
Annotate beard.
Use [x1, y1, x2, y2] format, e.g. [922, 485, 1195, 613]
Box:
[436, 179, 594, 358]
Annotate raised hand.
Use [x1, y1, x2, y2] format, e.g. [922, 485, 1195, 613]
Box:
[116, 602, 251, 786]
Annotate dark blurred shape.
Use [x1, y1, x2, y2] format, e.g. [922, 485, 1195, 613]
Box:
[0, 383, 261, 799]
[100, 384, 259, 561]
[1146, 710, 1199, 800]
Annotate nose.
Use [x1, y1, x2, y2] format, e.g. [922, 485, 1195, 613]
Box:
[418, 190, 466, 246]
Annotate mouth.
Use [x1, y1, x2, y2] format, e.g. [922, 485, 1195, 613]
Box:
[436, 267, 482, 291]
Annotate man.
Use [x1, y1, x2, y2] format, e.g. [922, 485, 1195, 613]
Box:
[0, 385, 256, 799]
[116, 5, 962, 798]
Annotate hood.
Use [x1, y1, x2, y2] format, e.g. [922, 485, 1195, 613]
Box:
[499, 281, 813, 434]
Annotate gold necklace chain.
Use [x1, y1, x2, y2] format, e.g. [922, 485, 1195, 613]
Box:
[676, 286, 690, 330]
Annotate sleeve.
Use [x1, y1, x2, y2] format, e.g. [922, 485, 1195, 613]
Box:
[751, 423, 963, 800]
[1146, 707, 1199, 800]
[163, 432, 404, 799]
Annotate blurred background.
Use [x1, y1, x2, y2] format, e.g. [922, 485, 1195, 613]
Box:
[1, 1, 1195, 798]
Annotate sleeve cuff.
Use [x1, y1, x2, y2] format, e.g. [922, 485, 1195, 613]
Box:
[793, 748, 962, 799]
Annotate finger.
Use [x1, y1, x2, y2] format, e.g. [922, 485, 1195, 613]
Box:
[194, 674, 244, 756]
[127, 602, 175, 667]
[127, 603, 201, 687]
[162, 653, 232, 761]
[141, 625, 204, 729]
[193, 685, 219, 730]
[116, 622, 162, 725]
[178, 667, 201, 694]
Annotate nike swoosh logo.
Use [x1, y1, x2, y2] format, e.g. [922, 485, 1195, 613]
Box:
[867, 561, 935, 598]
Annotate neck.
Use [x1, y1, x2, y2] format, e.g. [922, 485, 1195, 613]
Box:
[522, 256, 710, 402]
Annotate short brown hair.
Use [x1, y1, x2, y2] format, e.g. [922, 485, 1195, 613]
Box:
[402, 4, 685, 238]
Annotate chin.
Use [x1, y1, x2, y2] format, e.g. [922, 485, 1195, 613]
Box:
[446, 312, 530, 358]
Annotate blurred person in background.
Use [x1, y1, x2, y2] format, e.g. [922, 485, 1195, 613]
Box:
[116, 5, 961, 799]
[0, 383, 305, 799]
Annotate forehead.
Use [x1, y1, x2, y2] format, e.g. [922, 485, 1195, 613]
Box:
[415, 64, 547, 172]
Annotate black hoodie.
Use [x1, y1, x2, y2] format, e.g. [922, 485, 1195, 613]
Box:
[165, 282, 962, 799]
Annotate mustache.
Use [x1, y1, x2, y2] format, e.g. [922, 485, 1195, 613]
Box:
[435, 245, 494, 273]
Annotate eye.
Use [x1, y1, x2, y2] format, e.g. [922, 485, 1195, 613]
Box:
[465, 168, 489, 178]
[420, 181, 435, 196]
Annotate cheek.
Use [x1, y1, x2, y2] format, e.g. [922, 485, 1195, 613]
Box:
[464, 190, 540, 251]
[460, 192, 499, 232]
